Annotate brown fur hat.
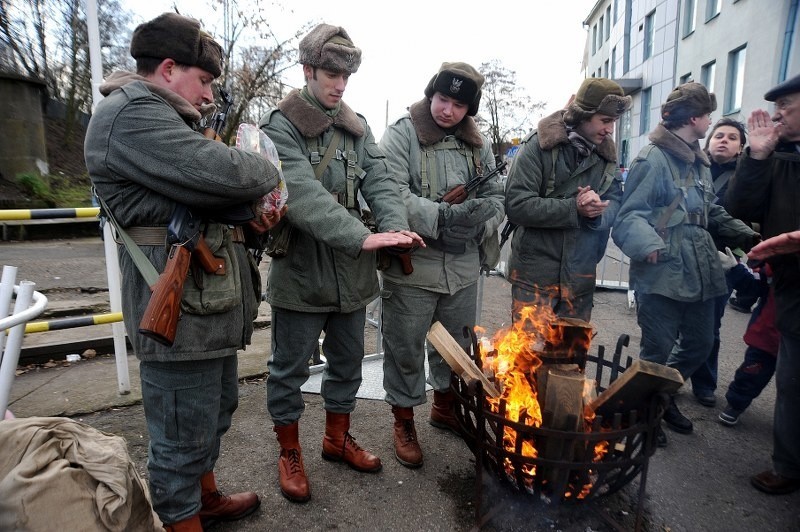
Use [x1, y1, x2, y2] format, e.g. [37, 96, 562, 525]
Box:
[130, 13, 223, 77]
[299, 24, 362, 74]
[661, 82, 717, 121]
[564, 78, 631, 125]
[424, 62, 485, 116]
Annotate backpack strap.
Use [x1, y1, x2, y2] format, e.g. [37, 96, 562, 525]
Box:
[306, 128, 363, 209]
[419, 137, 477, 200]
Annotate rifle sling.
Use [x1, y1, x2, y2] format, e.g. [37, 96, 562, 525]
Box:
[94, 189, 160, 288]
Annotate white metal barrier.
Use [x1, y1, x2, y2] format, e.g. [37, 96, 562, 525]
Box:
[0, 265, 48, 417]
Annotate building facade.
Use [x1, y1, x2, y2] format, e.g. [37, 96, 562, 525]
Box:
[583, 0, 800, 166]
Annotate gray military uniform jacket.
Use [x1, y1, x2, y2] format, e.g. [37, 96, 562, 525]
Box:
[84, 71, 278, 361]
[379, 98, 505, 293]
[258, 89, 409, 312]
[505, 110, 622, 304]
[612, 124, 755, 302]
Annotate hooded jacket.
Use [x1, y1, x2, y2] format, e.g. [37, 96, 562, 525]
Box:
[612, 124, 755, 302]
[258, 89, 409, 312]
[505, 110, 622, 314]
[84, 71, 278, 361]
[378, 98, 505, 293]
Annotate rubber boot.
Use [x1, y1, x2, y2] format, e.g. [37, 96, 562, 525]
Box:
[163, 515, 202, 532]
[430, 390, 460, 434]
[321, 411, 382, 473]
[198, 471, 260, 525]
[392, 406, 423, 468]
[274, 422, 311, 503]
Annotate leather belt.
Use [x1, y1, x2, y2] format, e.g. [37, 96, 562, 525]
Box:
[685, 213, 707, 227]
[121, 225, 246, 245]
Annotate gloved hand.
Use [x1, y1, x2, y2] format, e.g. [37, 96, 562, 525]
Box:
[718, 246, 739, 271]
[439, 223, 486, 254]
[438, 199, 496, 229]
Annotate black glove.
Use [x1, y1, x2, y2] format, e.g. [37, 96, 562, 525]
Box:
[438, 199, 496, 229]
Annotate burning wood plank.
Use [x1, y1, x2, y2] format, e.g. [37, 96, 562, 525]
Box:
[426, 322, 501, 398]
[588, 360, 683, 417]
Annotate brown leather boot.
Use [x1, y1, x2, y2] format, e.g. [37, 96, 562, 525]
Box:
[430, 390, 460, 434]
[274, 422, 311, 503]
[198, 471, 260, 524]
[163, 514, 202, 532]
[321, 411, 382, 473]
[392, 406, 423, 468]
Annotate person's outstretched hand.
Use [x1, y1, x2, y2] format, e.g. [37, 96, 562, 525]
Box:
[748, 230, 800, 260]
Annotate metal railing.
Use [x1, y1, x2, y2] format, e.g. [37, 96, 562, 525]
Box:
[1, 265, 48, 416]
[1, 208, 130, 394]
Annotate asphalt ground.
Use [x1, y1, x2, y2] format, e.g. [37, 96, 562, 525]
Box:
[2, 236, 799, 531]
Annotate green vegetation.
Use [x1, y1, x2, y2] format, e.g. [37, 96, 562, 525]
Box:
[15, 172, 93, 208]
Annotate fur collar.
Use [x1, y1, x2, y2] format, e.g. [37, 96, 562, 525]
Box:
[101, 70, 203, 123]
[277, 88, 364, 138]
[649, 124, 710, 166]
[408, 98, 484, 148]
[536, 110, 617, 162]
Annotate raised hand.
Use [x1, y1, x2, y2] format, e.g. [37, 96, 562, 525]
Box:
[747, 109, 780, 160]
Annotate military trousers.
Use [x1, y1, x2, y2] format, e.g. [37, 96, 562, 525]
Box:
[267, 306, 366, 426]
[381, 280, 477, 407]
[140, 355, 238, 524]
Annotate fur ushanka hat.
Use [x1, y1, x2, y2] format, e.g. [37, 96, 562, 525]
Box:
[563, 77, 631, 125]
[130, 12, 223, 77]
[299, 24, 362, 74]
[424, 62, 485, 116]
[661, 82, 717, 121]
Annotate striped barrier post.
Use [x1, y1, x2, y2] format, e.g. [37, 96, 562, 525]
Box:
[24, 312, 124, 334]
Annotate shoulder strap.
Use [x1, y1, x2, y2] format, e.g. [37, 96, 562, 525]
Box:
[93, 188, 159, 287]
[419, 138, 476, 200]
[309, 129, 342, 180]
[649, 145, 693, 233]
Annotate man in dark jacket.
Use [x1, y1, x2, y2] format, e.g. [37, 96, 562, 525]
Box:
[258, 23, 423, 504]
[505, 78, 630, 322]
[727, 73, 800, 495]
[84, 13, 282, 530]
[612, 83, 755, 446]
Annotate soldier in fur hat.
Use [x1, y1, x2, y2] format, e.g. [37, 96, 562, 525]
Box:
[84, 12, 284, 530]
[726, 73, 800, 495]
[378, 62, 505, 468]
[613, 82, 756, 447]
[258, 23, 424, 503]
[505, 77, 630, 327]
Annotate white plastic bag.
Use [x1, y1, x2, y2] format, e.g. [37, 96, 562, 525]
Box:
[235, 123, 288, 213]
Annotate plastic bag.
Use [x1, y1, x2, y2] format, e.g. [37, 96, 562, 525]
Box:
[235, 123, 288, 213]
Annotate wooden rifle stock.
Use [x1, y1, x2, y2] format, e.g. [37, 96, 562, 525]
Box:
[396, 252, 414, 275]
[138, 244, 192, 346]
[440, 161, 507, 206]
[193, 237, 226, 275]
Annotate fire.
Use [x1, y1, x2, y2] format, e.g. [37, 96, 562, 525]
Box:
[476, 299, 606, 497]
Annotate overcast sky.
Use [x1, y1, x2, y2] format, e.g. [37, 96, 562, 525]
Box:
[126, 0, 596, 140]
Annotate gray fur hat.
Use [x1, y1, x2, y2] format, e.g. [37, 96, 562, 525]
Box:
[424, 62, 484, 116]
[130, 13, 223, 77]
[299, 24, 362, 74]
[564, 78, 631, 125]
[661, 82, 717, 120]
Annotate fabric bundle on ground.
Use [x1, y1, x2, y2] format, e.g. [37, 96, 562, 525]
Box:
[0, 416, 159, 531]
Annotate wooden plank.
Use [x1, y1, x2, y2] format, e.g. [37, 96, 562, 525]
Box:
[588, 360, 683, 417]
[426, 321, 500, 398]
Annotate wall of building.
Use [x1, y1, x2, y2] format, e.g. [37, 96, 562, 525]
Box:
[0, 74, 48, 183]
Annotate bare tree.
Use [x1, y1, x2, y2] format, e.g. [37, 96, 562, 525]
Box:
[476, 59, 546, 157]
[0, 0, 52, 85]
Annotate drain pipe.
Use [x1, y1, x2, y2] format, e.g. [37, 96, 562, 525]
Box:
[779, 0, 799, 82]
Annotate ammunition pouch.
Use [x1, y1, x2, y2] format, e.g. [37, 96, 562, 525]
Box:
[181, 223, 241, 315]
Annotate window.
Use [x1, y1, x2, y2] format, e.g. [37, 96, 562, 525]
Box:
[701, 61, 716, 93]
[644, 10, 655, 60]
[614, 0, 620, 23]
[611, 47, 617, 78]
[726, 46, 747, 113]
[599, 16, 605, 46]
[605, 6, 611, 40]
[593, 24, 598, 55]
[640, 88, 652, 135]
[706, 0, 721, 21]
[683, 0, 696, 37]
[604, 60, 609, 78]
[680, 72, 693, 84]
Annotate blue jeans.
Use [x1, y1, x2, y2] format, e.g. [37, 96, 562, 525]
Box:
[267, 307, 366, 425]
[725, 345, 776, 412]
[773, 333, 800, 479]
[636, 293, 715, 380]
[140, 356, 238, 524]
[690, 290, 731, 397]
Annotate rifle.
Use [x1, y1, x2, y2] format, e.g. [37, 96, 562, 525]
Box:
[440, 161, 507, 205]
[499, 220, 516, 249]
[138, 89, 233, 346]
